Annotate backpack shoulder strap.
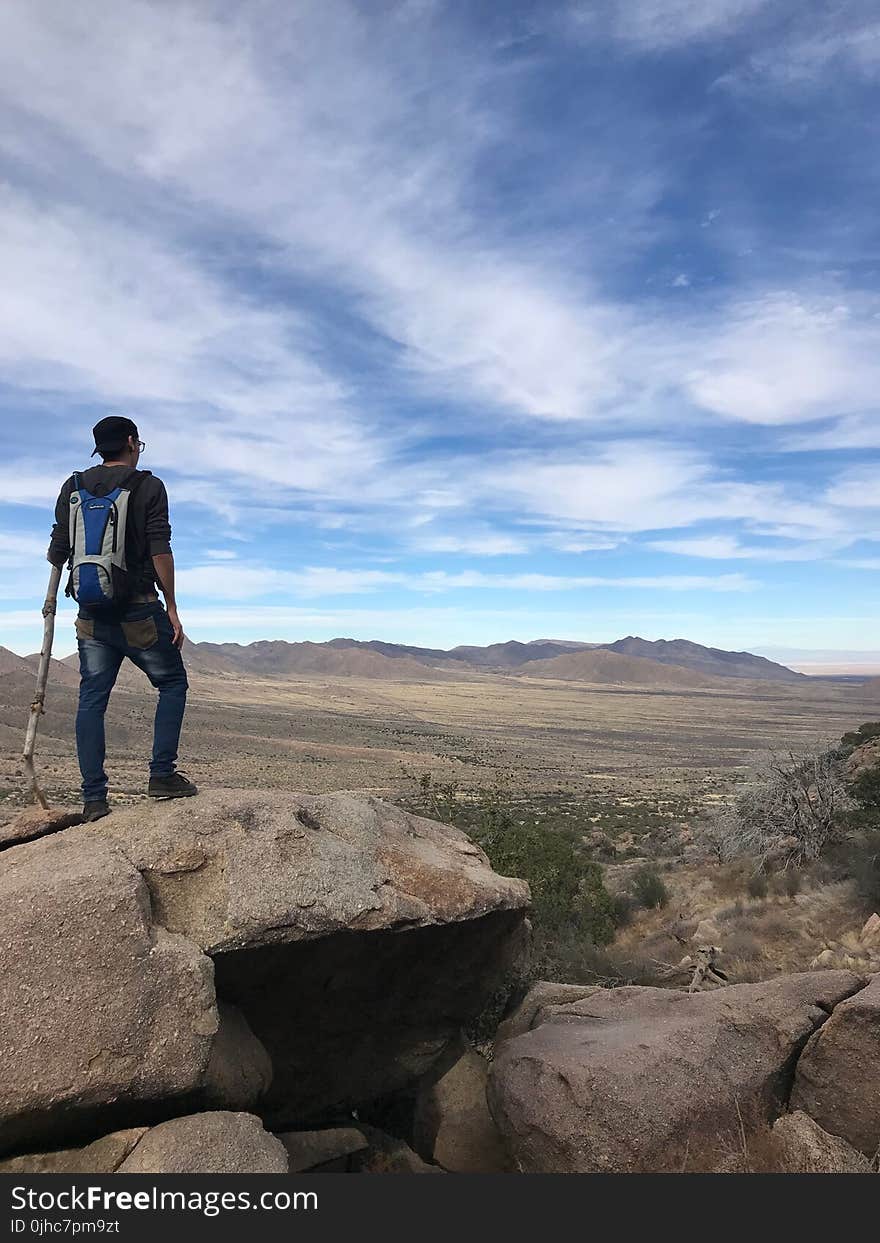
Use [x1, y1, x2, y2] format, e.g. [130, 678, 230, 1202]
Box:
[125, 469, 151, 497]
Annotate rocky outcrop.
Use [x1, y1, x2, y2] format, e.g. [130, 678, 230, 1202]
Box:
[791, 973, 880, 1156]
[91, 790, 529, 1125]
[809, 915, 880, 974]
[0, 1112, 288, 1176]
[495, 982, 601, 1046]
[0, 789, 529, 1160]
[277, 1128, 368, 1173]
[200, 1003, 273, 1111]
[10, 782, 876, 1176]
[0, 1129, 148, 1175]
[90, 790, 527, 951]
[0, 806, 83, 848]
[348, 1125, 443, 1174]
[0, 832, 217, 1155]
[116, 1112, 288, 1174]
[488, 972, 862, 1173]
[766, 1111, 875, 1174]
[412, 1039, 511, 1173]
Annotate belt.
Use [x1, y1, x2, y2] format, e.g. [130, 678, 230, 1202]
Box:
[129, 592, 160, 604]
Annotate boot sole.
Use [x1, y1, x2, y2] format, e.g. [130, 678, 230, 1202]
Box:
[148, 789, 198, 800]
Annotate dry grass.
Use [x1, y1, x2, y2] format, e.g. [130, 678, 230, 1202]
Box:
[3, 663, 879, 813]
[610, 854, 865, 983]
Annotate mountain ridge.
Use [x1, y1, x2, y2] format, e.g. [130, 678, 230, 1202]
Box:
[2, 636, 805, 687]
[176, 634, 802, 684]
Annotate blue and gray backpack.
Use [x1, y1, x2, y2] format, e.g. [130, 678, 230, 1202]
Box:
[66, 470, 148, 608]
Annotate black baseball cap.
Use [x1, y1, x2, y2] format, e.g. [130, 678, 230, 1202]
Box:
[91, 415, 139, 457]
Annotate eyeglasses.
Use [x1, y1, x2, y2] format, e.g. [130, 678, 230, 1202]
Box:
[137, 440, 146, 453]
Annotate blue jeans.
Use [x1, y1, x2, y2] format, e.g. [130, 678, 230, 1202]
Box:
[75, 601, 188, 802]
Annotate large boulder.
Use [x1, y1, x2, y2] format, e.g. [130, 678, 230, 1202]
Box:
[116, 1112, 288, 1174]
[0, 790, 529, 1153]
[91, 790, 527, 951]
[92, 790, 529, 1124]
[791, 973, 880, 1156]
[0, 832, 217, 1155]
[488, 971, 862, 1173]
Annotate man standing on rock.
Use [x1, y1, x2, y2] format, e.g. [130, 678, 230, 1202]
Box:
[47, 417, 197, 821]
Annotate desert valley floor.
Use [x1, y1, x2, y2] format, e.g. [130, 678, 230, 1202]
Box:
[2, 660, 879, 818]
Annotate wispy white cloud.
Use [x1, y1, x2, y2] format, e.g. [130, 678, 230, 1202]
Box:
[824, 467, 880, 509]
[178, 561, 756, 600]
[684, 293, 880, 426]
[718, 7, 880, 92]
[414, 570, 755, 593]
[568, 1, 771, 51]
[649, 534, 851, 562]
[0, 533, 48, 564]
[471, 441, 849, 538]
[7, 0, 875, 446]
[408, 532, 532, 556]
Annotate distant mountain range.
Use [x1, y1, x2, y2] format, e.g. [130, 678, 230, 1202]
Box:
[170, 634, 807, 686]
[0, 635, 811, 690]
[0, 645, 80, 688]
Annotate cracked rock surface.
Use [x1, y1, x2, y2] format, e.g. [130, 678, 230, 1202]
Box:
[791, 972, 880, 1156]
[488, 971, 864, 1173]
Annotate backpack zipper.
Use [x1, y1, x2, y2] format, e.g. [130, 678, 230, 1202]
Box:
[109, 504, 118, 552]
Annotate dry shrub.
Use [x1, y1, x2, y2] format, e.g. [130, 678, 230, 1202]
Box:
[577, 943, 673, 987]
[746, 872, 768, 900]
[710, 859, 756, 899]
[723, 929, 762, 963]
[698, 743, 856, 871]
[750, 907, 789, 938]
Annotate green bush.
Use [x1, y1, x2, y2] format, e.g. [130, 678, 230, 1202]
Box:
[400, 771, 618, 991]
[471, 815, 616, 948]
[841, 721, 880, 749]
[630, 865, 669, 910]
[850, 765, 880, 815]
[609, 891, 636, 927]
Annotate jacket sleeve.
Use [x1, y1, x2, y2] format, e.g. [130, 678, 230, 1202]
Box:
[47, 478, 74, 567]
[145, 478, 173, 556]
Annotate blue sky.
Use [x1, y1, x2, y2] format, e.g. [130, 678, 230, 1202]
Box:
[0, 0, 878, 660]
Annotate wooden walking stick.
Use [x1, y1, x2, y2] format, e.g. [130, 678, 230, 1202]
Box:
[22, 564, 63, 810]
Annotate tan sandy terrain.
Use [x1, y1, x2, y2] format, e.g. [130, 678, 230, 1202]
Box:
[2, 658, 879, 818]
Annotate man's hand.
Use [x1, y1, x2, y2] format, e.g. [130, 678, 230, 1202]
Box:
[167, 607, 185, 649]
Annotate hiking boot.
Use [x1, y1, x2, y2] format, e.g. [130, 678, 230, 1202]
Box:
[82, 799, 111, 822]
[148, 771, 198, 799]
